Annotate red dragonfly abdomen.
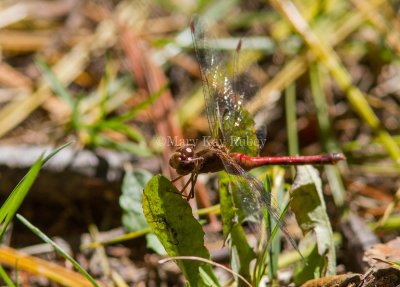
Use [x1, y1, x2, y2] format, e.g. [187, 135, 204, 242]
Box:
[231, 153, 345, 170]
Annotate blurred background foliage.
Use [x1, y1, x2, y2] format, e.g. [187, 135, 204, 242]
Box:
[0, 0, 400, 285]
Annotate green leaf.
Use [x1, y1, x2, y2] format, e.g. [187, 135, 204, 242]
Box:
[120, 169, 165, 254]
[222, 108, 259, 156]
[199, 266, 222, 287]
[294, 243, 325, 285]
[290, 166, 336, 283]
[142, 175, 218, 286]
[145, 233, 166, 255]
[230, 225, 255, 285]
[120, 169, 153, 231]
[219, 172, 239, 238]
[219, 172, 254, 284]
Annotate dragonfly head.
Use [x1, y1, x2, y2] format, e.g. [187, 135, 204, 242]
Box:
[169, 145, 196, 175]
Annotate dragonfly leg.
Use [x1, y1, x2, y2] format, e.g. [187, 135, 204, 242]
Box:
[188, 172, 199, 200]
[173, 157, 204, 200]
[178, 171, 200, 200]
[185, 157, 203, 200]
[171, 175, 184, 183]
[176, 174, 194, 200]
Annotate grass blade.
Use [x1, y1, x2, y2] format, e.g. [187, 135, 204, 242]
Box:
[309, 65, 346, 207]
[0, 142, 72, 240]
[271, 0, 400, 168]
[35, 57, 74, 108]
[0, 245, 98, 287]
[0, 155, 43, 240]
[16, 214, 100, 287]
[0, 264, 16, 287]
[285, 82, 298, 177]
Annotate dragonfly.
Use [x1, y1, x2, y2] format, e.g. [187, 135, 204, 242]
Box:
[169, 17, 344, 247]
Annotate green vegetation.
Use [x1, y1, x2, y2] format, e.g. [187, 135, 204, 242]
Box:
[0, 0, 399, 286]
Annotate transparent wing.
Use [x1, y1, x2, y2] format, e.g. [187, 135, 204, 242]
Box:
[191, 17, 261, 154]
[218, 152, 297, 249]
[191, 16, 226, 140]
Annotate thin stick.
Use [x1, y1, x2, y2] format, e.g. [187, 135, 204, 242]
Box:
[159, 256, 252, 287]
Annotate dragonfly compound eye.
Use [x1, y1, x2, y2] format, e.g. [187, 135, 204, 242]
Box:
[169, 152, 182, 169]
[178, 146, 194, 160]
[169, 146, 195, 169]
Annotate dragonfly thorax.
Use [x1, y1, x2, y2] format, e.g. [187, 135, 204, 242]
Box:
[207, 140, 229, 153]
